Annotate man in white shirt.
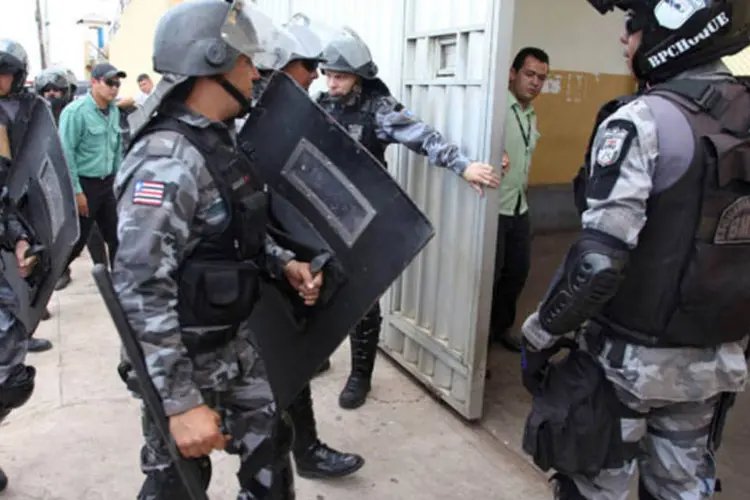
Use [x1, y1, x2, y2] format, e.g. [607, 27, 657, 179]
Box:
[134, 73, 154, 107]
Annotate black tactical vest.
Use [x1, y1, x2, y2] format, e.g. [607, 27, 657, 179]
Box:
[317, 89, 387, 165]
[130, 114, 269, 342]
[575, 78, 750, 348]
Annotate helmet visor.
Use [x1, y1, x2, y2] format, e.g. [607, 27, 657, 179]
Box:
[220, 0, 281, 69]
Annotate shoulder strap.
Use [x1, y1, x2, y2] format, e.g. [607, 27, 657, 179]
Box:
[647, 78, 733, 120]
[132, 114, 222, 157]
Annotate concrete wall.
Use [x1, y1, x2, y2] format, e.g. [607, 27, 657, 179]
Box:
[107, 0, 183, 98]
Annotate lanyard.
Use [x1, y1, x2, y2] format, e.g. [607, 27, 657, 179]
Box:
[512, 106, 531, 149]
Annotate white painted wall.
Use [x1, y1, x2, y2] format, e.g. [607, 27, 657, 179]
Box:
[254, 0, 405, 100]
[511, 0, 629, 75]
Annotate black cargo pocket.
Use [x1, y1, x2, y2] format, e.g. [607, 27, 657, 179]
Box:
[179, 261, 261, 327]
[522, 348, 634, 478]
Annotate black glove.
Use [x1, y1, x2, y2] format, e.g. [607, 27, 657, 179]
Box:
[521, 339, 553, 395]
[520, 337, 577, 395]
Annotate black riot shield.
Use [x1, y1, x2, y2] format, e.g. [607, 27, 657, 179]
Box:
[91, 265, 210, 500]
[1, 95, 79, 333]
[239, 71, 435, 410]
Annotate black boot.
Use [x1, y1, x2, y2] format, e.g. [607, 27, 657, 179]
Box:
[27, 337, 53, 353]
[0, 466, 7, 492]
[54, 267, 71, 291]
[551, 473, 585, 500]
[339, 303, 381, 410]
[238, 412, 296, 499]
[290, 385, 364, 479]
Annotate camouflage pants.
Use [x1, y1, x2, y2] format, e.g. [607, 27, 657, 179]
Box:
[571, 387, 720, 500]
[0, 279, 26, 386]
[137, 339, 292, 499]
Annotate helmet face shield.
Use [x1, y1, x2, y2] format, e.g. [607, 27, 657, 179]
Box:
[220, 0, 281, 70]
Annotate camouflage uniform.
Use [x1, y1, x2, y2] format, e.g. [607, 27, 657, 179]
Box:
[113, 104, 296, 499]
[317, 83, 473, 409]
[317, 86, 471, 175]
[529, 63, 749, 499]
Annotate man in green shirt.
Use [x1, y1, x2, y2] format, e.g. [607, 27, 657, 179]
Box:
[58, 63, 124, 280]
[491, 47, 549, 352]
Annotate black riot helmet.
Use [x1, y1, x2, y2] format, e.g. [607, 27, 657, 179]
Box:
[34, 68, 71, 97]
[319, 28, 379, 80]
[589, 0, 750, 84]
[0, 39, 29, 95]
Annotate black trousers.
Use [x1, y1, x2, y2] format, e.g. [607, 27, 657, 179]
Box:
[490, 211, 532, 338]
[68, 175, 118, 268]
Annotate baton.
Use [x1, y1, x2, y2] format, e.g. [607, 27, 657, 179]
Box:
[91, 264, 210, 500]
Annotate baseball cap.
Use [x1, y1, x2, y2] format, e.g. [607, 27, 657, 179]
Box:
[91, 63, 127, 80]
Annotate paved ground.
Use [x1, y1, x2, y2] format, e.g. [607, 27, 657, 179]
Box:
[0, 256, 550, 499]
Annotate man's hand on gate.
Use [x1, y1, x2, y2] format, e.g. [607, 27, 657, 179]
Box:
[169, 404, 230, 458]
[284, 259, 323, 306]
[462, 162, 501, 195]
[75, 192, 89, 217]
[15, 240, 37, 278]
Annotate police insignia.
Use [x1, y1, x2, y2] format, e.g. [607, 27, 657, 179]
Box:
[654, 0, 703, 30]
[587, 119, 637, 201]
[714, 196, 750, 244]
[595, 126, 631, 167]
[133, 180, 165, 206]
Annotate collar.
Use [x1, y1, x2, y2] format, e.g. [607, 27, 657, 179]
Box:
[160, 100, 235, 144]
[507, 90, 535, 115]
[85, 91, 116, 113]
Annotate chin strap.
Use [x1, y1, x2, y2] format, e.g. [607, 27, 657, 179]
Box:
[212, 75, 253, 118]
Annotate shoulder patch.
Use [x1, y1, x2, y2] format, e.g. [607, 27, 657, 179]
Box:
[132, 180, 166, 207]
[587, 119, 638, 201]
[596, 125, 631, 167]
[594, 120, 637, 168]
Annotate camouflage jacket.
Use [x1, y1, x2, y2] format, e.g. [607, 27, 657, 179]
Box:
[112, 104, 295, 416]
[316, 85, 472, 176]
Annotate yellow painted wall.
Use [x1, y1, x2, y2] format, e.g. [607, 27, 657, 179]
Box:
[724, 46, 750, 76]
[511, 0, 637, 186]
[107, 0, 186, 98]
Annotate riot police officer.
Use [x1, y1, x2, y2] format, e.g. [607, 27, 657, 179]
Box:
[34, 67, 72, 124]
[316, 28, 501, 410]
[250, 20, 365, 479]
[520, 1, 750, 498]
[112, 1, 324, 497]
[0, 38, 42, 493]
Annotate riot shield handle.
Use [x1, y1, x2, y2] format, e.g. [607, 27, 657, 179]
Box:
[310, 252, 331, 274]
[91, 264, 211, 500]
[23, 244, 45, 260]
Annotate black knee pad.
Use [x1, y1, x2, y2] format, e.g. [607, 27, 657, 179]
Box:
[551, 473, 586, 500]
[0, 365, 35, 414]
[137, 456, 212, 500]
